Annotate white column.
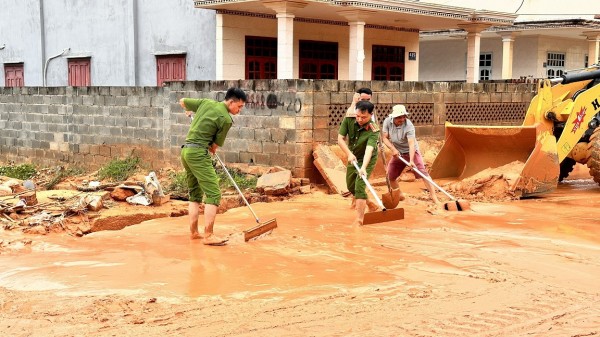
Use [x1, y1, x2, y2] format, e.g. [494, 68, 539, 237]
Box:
[497, 31, 519, 80]
[216, 13, 224, 80]
[263, 1, 307, 79]
[458, 23, 491, 83]
[466, 31, 481, 83]
[583, 31, 600, 66]
[276, 12, 295, 79]
[348, 21, 366, 80]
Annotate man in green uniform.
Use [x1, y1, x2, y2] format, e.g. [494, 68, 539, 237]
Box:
[179, 87, 247, 245]
[337, 100, 380, 226]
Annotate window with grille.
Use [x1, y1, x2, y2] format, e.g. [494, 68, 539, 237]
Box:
[546, 52, 565, 78]
[299, 40, 338, 79]
[156, 54, 186, 86]
[245, 36, 277, 79]
[372, 45, 405, 81]
[68, 58, 91, 86]
[479, 53, 492, 81]
[4, 63, 24, 87]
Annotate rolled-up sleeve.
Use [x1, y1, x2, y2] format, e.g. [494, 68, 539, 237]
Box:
[213, 117, 232, 147]
[182, 98, 203, 112]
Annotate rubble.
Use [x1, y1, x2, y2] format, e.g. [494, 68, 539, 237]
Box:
[1, 165, 313, 237]
[312, 144, 350, 195]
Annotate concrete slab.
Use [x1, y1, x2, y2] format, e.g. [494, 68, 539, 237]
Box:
[257, 169, 292, 195]
[312, 144, 349, 196]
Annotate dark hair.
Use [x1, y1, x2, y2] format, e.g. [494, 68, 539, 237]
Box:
[224, 87, 247, 102]
[356, 87, 372, 96]
[356, 101, 374, 114]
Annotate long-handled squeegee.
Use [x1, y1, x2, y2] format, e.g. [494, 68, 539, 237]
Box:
[395, 155, 470, 211]
[351, 161, 404, 225]
[214, 154, 278, 241]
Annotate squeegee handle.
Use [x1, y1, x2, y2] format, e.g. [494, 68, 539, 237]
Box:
[214, 154, 260, 223]
[351, 160, 386, 210]
[395, 155, 455, 200]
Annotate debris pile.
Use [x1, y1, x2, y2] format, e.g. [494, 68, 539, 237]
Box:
[0, 171, 172, 236]
[442, 161, 524, 201]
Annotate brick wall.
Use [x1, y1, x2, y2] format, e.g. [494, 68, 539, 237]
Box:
[0, 80, 537, 180]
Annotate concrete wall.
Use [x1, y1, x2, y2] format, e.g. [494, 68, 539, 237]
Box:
[0, 0, 216, 86]
[0, 80, 537, 180]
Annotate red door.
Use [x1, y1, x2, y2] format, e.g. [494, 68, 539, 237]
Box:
[156, 55, 186, 86]
[68, 58, 91, 86]
[4, 63, 24, 87]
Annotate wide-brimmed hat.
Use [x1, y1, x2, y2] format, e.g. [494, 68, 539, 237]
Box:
[390, 104, 409, 118]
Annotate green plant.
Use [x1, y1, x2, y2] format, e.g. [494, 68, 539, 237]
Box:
[45, 166, 85, 190]
[166, 171, 189, 197]
[164, 166, 256, 200]
[0, 163, 37, 180]
[97, 156, 141, 181]
[217, 167, 257, 191]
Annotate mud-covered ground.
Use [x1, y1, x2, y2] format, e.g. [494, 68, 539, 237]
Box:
[1, 164, 599, 337]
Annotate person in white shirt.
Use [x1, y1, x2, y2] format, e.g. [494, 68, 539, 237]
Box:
[381, 104, 440, 204]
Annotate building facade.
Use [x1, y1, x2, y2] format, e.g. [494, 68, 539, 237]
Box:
[0, 0, 216, 87]
[421, 0, 600, 82]
[1, 0, 518, 87]
[194, 0, 516, 82]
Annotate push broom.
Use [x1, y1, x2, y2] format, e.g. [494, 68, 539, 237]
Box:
[395, 155, 470, 211]
[351, 161, 405, 225]
[188, 114, 277, 240]
[214, 154, 278, 241]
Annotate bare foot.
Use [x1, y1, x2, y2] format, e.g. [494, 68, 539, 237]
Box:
[366, 200, 380, 212]
[203, 234, 229, 246]
[190, 232, 204, 240]
[352, 219, 364, 226]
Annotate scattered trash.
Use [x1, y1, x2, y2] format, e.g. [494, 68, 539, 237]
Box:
[126, 191, 152, 206]
[23, 180, 35, 190]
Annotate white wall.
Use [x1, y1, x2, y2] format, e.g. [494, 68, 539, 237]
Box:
[137, 0, 215, 85]
[42, 0, 133, 86]
[0, 0, 216, 86]
[420, 34, 591, 81]
[419, 39, 466, 81]
[512, 36, 539, 78]
[0, 0, 44, 86]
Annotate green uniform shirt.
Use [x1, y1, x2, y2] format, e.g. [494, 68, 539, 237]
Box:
[338, 117, 380, 160]
[183, 98, 233, 148]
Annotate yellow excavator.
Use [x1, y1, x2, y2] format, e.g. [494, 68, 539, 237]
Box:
[430, 65, 600, 197]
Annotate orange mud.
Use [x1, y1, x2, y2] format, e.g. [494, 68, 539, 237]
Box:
[1, 167, 600, 336]
[440, 161, 525, 201]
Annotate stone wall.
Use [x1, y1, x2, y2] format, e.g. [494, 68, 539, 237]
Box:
[0, 80, 537, 180]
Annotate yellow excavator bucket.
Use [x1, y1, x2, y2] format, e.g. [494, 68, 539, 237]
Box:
[431, 79, 560, 197]
[429, 124, 559, 197]
[430, 67, 600, 198]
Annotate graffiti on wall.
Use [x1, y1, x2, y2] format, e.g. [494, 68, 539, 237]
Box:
[215, 91, 302, 113]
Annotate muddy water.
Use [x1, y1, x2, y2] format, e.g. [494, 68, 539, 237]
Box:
[1, 176, 599, 301]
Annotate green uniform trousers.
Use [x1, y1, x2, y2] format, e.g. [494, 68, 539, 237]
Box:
[346, 156, 377, 200]
[181, 147, 221, 205]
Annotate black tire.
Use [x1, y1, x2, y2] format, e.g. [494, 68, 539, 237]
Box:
[559, 157, 577, 182]
[588, 129, 600, 186]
